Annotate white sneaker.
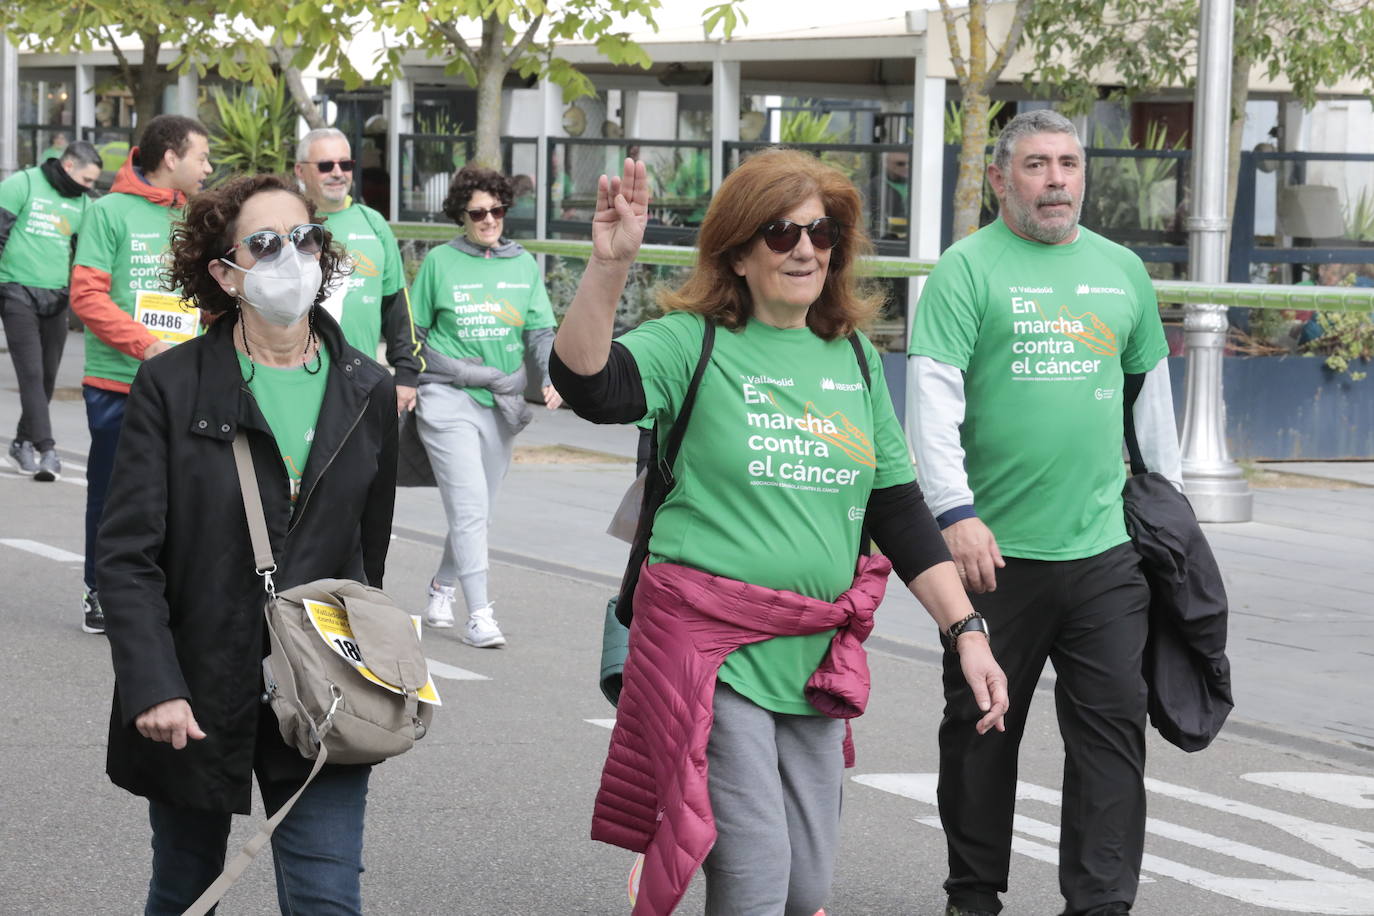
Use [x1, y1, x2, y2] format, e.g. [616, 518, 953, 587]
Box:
[424, 581, 456, 628]
[462, 604, 506, 648]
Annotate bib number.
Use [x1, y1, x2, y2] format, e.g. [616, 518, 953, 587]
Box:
[134, 291, 200, 345]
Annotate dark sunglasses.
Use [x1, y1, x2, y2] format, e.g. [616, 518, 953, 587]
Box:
[311, 159, 355, 174]
[759, 217, 841, 254]
[466, 206, 507, 223]
[225, 224, 325, 263]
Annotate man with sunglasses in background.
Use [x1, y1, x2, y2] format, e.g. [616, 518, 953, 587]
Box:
[70, 114, 212, 635]
[906, 110, 1182, 916]
[294, 128, 418, 413]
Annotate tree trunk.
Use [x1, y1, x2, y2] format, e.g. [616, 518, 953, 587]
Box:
[951, 0, 991, 239]
[953, 92, 991, 239]
[283, 64, 326, 130]
[473, 15, 507, 169]
[273, 42, 326, 130]
[131, 31, 174, 132]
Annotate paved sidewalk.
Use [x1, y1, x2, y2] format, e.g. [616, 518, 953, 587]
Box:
[4, 329, 1372, 754]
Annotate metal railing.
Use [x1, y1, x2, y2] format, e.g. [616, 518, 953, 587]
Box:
[389, 226, 1374, 311]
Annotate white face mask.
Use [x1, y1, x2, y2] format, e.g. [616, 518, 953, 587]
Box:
[221, 245, 322, 327]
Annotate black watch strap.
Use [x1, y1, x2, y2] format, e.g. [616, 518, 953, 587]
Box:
[942, 612, 990, 652]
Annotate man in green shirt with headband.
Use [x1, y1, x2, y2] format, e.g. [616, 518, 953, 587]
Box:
[0, 140, 103, 481]
[908, 109, 1182, 916]
[294, 128, 419, 413]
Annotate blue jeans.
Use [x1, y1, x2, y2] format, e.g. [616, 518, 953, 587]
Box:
[144, 765, 371, 915]
[83, 385, 127, 590]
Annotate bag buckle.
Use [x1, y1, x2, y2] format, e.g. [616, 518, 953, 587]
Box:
[258, 564, 278, 599]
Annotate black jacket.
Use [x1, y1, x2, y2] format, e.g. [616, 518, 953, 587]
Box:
[1123, 471, 1234, 752]
[99, 308, 398, 813]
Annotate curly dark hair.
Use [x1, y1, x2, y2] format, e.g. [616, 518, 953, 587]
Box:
[441, 165, 513, 225]
[164, 173, 348, 317]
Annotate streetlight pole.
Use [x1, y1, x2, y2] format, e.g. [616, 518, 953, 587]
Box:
[1181, 0, 1253, 521]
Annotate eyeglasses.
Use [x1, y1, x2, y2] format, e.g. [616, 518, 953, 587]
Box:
[759, 217, 841, 254]
[466, 206, 507, 223]
[310, 160, 355, 174]
[225, 224, 325, 263]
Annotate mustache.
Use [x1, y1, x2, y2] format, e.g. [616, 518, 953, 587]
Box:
[1036, 191, 1074, 207]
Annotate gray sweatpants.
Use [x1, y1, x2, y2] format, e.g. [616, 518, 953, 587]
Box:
[702, 683, 846, 916]
[414, 383, 514, 606]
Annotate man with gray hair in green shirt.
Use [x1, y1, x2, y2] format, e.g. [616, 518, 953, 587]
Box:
[294, 127, 419, 413]
[908, 109, 1182, 916]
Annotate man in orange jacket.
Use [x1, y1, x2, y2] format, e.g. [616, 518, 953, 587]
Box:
[70, 114, 212, 634]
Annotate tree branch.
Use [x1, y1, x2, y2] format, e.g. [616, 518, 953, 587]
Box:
[938, 0, 970, 86]
[431, 17, 478, 71]
[503, 12, 544, 69]
[983, 0, 1033, 93]
[102, 25, 137, 94]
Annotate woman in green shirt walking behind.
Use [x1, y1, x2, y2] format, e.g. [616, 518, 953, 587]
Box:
[410, 165, 561, 648]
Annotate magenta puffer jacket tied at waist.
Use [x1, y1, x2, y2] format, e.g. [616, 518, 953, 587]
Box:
[590, 553, 892, 915]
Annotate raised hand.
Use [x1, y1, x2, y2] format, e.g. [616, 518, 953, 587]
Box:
[591, 158, 650, 264]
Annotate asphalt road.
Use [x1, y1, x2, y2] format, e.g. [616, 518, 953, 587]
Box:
[3, 458, 1373, 915]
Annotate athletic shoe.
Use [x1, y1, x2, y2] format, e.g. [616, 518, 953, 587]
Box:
[945, 905, 996, 916]
[462, 604, 506, 648]
[8, 440, 37, 475]
[82, 590, 106, 635]
[424, 581, 456, 628]
[34, 449, 61, 482]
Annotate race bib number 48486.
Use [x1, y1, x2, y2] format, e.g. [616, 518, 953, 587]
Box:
[134, 291, 200, 345]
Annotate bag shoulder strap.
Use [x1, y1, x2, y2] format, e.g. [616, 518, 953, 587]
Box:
[231, 433, 279, 575]
[848, 332, 871, 389]
[182, 747, 330, 916]
[658, 318, 716, 480]
[1122, 371, 1148, 476]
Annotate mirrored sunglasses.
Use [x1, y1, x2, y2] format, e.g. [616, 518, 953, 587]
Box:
[225, 224, 325, 263]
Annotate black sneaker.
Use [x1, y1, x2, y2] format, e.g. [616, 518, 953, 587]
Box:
[34, 449, 61, 482]
[8, 440, 37, 475]
[82, 590, 105, 635]
[946, 905, 997, 916]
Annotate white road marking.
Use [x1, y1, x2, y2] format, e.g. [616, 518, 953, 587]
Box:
[854, 773, 1374, 914]
[1147, 777, 1374, 869]
[1243, 772, 1374, 810]
[424, 658, 490, 681]
[0, 538, 83, 563]
[585, 718, 617, 730]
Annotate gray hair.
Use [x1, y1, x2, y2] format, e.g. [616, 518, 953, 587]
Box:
[992, 110, 1081, 173]
[296, 127, 349, 165]
[61, 140, 104, 171]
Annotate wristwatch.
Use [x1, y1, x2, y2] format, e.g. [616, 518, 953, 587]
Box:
[942, 611, 990, 652]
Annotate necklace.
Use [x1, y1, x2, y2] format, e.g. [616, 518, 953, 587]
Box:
[239, 308, 323, 385]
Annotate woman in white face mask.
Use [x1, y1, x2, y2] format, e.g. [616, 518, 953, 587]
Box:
[97, 173, 400, 915]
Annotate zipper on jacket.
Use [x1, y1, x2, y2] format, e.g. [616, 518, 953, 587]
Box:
[289, 396, 371, 535]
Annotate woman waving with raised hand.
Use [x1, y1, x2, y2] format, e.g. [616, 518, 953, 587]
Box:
[552, 151, 1009, 914]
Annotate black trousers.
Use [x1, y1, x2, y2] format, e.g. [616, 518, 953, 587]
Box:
[938, 542, 1149, 916]
[1, 293, 68, 451]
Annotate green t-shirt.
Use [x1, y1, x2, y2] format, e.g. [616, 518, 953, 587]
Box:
[0, 166, 90, 289]
[237, 348, 332, 502]
[621, 311, 915, 715]
[73, 191, 186, 385]
[908, 219, 1170, 560]
[319, 202, 404, 357]
[409, 245, 556, 408]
